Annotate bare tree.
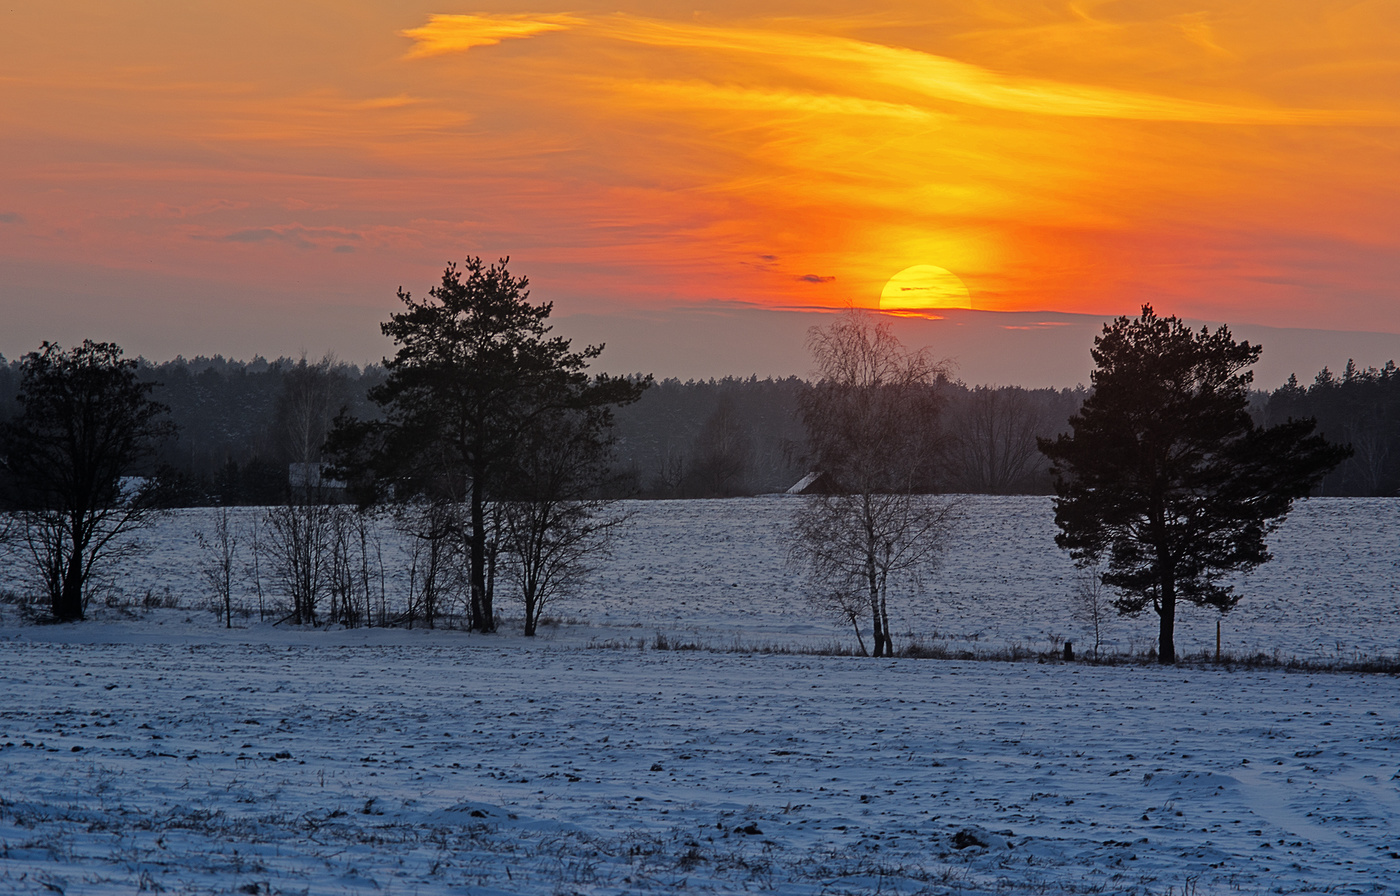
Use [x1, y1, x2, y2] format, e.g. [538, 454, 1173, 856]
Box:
[791, 491, 958, 655]
[262, 494, 333, 625]
[1344, 420, 1391, 496]
[789, 312, 959, 656]
[197, 506, 240, 628]
[801, 579, 870, 656]
[1071, 557, 1112, 659]
[651, 444, 685, 497]
[502, 499, 625, 635]
[350, 507, 387, 627]
[0, 511, 14, 561]
[950, 386, 1049, 494]
[315, 504, 389, 628]
[394, 498, 465, 629]
[245, 511, 267, 621]
[276, 353, 351, 466]
[499, 409, 628, 635]
[325, 505, 368, 628]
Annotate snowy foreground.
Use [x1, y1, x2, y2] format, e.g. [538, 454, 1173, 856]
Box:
[2, 619, 1398, 895]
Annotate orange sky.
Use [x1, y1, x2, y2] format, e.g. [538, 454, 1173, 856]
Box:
[1, 1, 1397, 374]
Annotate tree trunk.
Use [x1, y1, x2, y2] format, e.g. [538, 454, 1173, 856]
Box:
[1157, 577, 1177, 665]
[486, 532, 497, 627]
[1151, 501, 1176, 664]
[57, 544, 85, 622]
[469, 475, 494, 632]
[849, 616, 869, 656]
[877, 582, 893, 658]
[868, 557, 885, 658]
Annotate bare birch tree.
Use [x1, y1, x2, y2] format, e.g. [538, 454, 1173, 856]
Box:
[1071, 557, 1112, 659]
[792, 490, 958, 655]
[789, 311, 959, 656]
[197, 506, 239, 628]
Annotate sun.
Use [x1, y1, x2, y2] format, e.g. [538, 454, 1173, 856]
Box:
[879, 265, 972, 312]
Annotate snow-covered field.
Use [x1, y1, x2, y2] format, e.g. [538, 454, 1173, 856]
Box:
[2, 497, 1398, 894]
[2, 627, 1398, 895]
[5, 496, 1396, 659]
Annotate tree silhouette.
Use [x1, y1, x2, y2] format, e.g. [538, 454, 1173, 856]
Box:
[1, 341, 174, 620]
[329, 257, 646, 632]
[1039, 306, 1349, 663]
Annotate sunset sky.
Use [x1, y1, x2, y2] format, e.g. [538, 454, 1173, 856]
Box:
[2, 1, 1397, 384]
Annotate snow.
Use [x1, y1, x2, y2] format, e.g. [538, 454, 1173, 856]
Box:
[7, 496, 1390, 659]
[1, 497, 1398, 894]
[2, 630, 1398, 895]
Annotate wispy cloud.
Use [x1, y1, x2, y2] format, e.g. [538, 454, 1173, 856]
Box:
[608, 80, 942, 122]
[404, 12, 1381, 124]
[204, 225, 365, 251]
[223, 228, 292, 244]
[402, 14, 584, 58]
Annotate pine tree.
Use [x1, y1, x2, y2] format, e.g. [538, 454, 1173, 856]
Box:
[1039, 306, 1349, 664]
[328, 257, 646, 632]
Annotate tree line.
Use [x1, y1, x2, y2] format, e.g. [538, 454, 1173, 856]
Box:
[0, 347, 1386, 503]
[1260, 361, 1400, 497]
[0, 257, 1358, 665]
[0, 357, 1076, 500]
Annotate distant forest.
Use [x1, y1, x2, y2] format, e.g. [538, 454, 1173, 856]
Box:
[1, 353, 1396, 502]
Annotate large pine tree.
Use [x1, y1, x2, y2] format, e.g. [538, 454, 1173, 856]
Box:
[328, 257, 645, 632]
[1039, 306, 1348, 664]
